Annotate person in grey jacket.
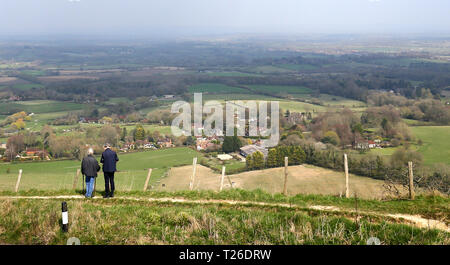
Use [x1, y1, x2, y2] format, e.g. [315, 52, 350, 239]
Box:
[81, 148, 100, 198]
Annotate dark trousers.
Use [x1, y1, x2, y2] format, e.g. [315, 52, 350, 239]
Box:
[104, 172, 115, 194]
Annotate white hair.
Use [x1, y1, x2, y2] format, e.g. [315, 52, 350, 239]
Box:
[87, 148, 94, 155]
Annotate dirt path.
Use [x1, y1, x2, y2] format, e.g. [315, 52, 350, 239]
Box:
[0, 195, 448, 233]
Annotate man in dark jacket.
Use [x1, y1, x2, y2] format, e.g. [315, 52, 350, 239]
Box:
[100, 144, 119, 198]
[81, 148, 100, 198]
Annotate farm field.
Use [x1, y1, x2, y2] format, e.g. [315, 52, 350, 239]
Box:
[411, 126, 450, 166]
[246, 85, 312, 95]
[160, 164, 395, 199]
[52, 122, 175, 136]
[278, 100, 328, 113]
[367, 126, 450, 166]
[276, 63, 319, 71]
[12, 83, 45, 90]
[249, 65, 296, 74]
[201, 93, 279, 102]
[189, 83, 248, 94]
[311, 94, 367, 108]
[0, 147, 200, 192]
[0, 100, 84, 115]
[205, 71, 263, 77]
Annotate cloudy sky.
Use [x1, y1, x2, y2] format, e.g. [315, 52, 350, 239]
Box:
[0, 0, 449, 36]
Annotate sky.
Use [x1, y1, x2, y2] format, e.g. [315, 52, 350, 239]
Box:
[0, 0, 449, 37]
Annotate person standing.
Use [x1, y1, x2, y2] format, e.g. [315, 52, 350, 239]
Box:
[101, 143, 119, 198]
[81, 148, 100, 198]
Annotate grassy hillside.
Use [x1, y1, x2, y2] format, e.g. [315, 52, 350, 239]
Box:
[189, 83, 248, 94]
[247, 85, 312, 96]
[163, 164, 395, 199]
[0, 147, 200, 192]
[411, 126, 450, 166]
[0, 190, 448, 245]
[0, 100, 83, 115]
[368, 126, 450, 166]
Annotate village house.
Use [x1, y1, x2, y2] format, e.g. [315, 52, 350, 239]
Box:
[286, 112, 305, 125]
[157, 138, 174, 148]
[18, 148, 49, 161]
[354, 140, 381, 150]
[79, 117, 99, 124]
[195, 137, 217, 151]
[134, 140, 158, 150]
[240, 144, 268, 158]
[163, 95, 174, 100]
[120, 142, 135, 152]
[24, 148, 49, 157]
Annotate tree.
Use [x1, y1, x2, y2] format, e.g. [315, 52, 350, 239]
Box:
[12, 118, 26, 130]
[5, 134, 25, 161]
[390, 147, 423, 168]
[100, 116, 113, 124]
[321, 131, 340, 146]
[100, 125, 118, 145]
[351, 123, 364, 135]
[281, 134, 303, 146]
[184, 136, 196, 146]
[40, 125, 54, 149]
[246, 153, 254, 169]
[290, 146, 306, 165]
[266, 148, 279, 168]
[252, 151, 265, 170]
[121, 127, 127, 141]
[232, 134, 242, 151]
[134, 124, 146, 141]
[222, 136, 238, 153]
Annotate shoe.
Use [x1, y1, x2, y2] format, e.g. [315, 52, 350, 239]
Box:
[109, 192, 114, 198]
[103, 193, 110, 198]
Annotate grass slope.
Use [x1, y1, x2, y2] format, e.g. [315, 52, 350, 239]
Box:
[163, 164, 393, 199]
[0, 147, 200, 192]
[411, 126, 450, 166]
[0, 190, 448, 245]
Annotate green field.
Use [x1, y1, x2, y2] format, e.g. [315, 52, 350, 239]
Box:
[279, 100, 328, 113]
[368, 126, 450, 166]
[205, 71, 263, 77]
[313, 94, 367, 108]
[0, 100, 84, 115]
[276, 64, 319, 71]
[12, 83, 45, 90]
[249, 65, 295, 74]
[104, 97, 132, 105]
[189, 83, 248, 94]
[201, 93, 279, 102]
[411, 126, 450, 165]
[247, 85, 312, 96]
[0, 147, 200, 192]
[21, 70, 46, 76]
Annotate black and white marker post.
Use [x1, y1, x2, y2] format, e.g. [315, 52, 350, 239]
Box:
[62, 202, 68, 232]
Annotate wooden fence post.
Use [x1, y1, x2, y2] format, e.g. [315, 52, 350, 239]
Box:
[72, 169, 81, 190]
[344, 154, 349, 198]
[219, 166, 225, 192]
[143, 168, 153, 192]
[283, 157, 288, 196]
[189, 157, 197, 190]
[15, 169, 23, 193]
[408, 161, 415, 200]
